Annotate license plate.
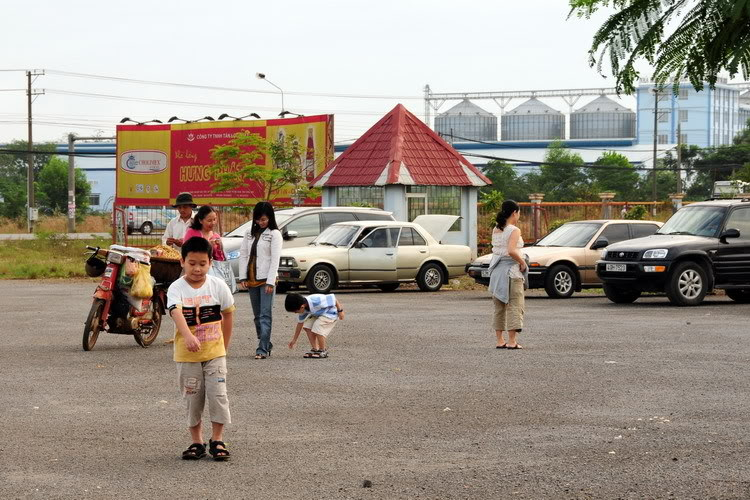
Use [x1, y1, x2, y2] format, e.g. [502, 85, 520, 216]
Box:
[481, 269, 490, 278]
[606, 264, 627, 272]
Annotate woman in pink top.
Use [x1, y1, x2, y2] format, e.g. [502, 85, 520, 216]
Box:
[184, 206, 225, 261]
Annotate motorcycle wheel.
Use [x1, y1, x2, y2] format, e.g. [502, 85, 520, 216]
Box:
[83, 298, 105, 351]
[134, 301, 162, 347]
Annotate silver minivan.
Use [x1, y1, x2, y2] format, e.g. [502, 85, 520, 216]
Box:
[221, 206, 395, 278]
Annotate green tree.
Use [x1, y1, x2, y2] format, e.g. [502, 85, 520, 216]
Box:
[209, 132, 321, 203]
[0, 140, 57, 218]
[36, 157, 91, 216]
[636, 166, 678, 201]
[539, 141, 591, 201]
[570, 0, 750, 94]
[480, 160, 530, 201]
[590, 151, 640, 200]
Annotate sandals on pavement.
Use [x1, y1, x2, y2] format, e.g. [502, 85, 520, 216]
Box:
[496, 344, 507, 349]
[311, 350, 329, 359]
[209, 439, 231, 461]
[181, 442, 206, 460]
[303, 349, 319, 358]
[255, 354, 267, 359]
[506, 344, 523, 350]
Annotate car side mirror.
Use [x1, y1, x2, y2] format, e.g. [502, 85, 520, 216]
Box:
[591, 237, 609, 250]
[283, 230, 298, 241]
[720, 228, 740, 243]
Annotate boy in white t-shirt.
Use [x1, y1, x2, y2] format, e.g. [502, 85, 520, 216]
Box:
[167, 237, 235, 461]
[285, 292, 344, 359]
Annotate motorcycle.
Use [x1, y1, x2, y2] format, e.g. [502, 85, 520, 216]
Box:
[82, 245, 174, 351]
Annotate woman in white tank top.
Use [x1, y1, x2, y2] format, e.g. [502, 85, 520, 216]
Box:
[490, 200, 527, 349]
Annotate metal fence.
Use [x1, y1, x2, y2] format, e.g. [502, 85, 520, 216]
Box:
[112, 204, 306, 248]
[477, 201, 676, 256]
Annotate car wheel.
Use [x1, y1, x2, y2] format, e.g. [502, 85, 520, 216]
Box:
[725, 288, 750, 303]
[305, 265, 336, 294]
[377, 283, 400, 292]
[603, 284, 641, 304]
[140, 222, 153, 235]
[544, 264, 576, 299]
[417, 263, 444, 292]
[665, 261, 708, 306]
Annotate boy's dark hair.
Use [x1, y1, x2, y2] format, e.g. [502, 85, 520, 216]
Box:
[285, 293, 307, 312]
[181, 236, 213, 260]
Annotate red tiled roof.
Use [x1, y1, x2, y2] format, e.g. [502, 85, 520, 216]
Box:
[312, 104, 490, 187]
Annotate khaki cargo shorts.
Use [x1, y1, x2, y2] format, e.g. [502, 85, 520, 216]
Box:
[303, 315, 337, 338]
[176, 356, 230, 428]
[492, 278, 525, 332]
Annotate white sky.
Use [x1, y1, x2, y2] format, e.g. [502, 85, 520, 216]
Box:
[1, 0, 634, 145]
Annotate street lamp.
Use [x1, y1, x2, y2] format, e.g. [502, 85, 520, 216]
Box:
[256, 72, 285, 115]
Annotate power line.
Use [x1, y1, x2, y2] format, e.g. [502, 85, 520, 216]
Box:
[45, 69, 423, 100]
[459, 150, 742, 172]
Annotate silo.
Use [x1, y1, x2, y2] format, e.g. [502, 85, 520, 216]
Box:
[570, 95, 636, 139]
[501, 98, 565, 141]
[434, 99, 498, 142]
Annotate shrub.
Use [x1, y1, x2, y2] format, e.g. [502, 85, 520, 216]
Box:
[623, 205, 649, 220]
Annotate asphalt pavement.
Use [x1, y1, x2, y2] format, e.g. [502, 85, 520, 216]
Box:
[2, 281, 749, 499]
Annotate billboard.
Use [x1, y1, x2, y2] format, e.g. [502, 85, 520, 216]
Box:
[115, 114, 334, 206]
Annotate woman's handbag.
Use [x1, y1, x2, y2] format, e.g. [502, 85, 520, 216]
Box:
[211, 259, 237, 294]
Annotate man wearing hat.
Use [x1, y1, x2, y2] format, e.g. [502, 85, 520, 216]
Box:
[162, 193, 197, 249]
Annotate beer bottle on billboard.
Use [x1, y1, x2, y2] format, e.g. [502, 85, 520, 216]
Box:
[305, 127, 315, 182]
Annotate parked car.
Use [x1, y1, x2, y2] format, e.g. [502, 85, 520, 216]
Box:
[597, 198, 750, 306]
[126, 206, 178, 235]
[276, 216, 471, 293]
[221, 207, 395, 278]
[466, 219, 663, 298]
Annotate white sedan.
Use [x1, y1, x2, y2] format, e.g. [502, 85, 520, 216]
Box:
[277, 216, 471, 293]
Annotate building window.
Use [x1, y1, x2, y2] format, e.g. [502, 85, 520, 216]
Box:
[658, 111, 669, 123]
[407, 185, 462, 231]
[335, 186, 384, 209]
[679, 110, 688, 122]
[89, 193, 101, 206]
[658, 134, 669, 144]
[679, 88, 689, 100]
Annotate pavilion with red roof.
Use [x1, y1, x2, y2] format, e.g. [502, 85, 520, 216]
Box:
[311, 104, 490, 255]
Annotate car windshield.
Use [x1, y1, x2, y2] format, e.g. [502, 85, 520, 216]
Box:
[224, 213, 292, 237]
[535, 222, 602, 248]
[312, 225, 359, 247]
[656, 206, 727, 237]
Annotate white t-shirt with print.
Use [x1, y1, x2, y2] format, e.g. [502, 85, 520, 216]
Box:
[167, 274, 235, 362]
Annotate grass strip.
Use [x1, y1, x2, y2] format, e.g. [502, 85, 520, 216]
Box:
[0, 235, 111, 279]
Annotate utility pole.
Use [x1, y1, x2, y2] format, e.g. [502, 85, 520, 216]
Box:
[652, 87, 659, 217]
[26, 69, 44, 233]
[67, 134, 76, 232]
[676, 123, 682, 194]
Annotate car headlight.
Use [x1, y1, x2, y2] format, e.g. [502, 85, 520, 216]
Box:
[226, 250, 240, 260]
[279, 257, 297, 267]
[642, 249, 668, 259]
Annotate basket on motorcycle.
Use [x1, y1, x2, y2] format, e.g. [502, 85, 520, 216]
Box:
[85, 254, 106, 277]
[149, 256, 182, 284]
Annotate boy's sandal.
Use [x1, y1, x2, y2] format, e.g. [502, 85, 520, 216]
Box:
[181, 442, 206, 460]
[311, 350, 328, 359]
[209, 440, 231, 461]
[303, 350, 317, 358]
[254, 354, 267, 359]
